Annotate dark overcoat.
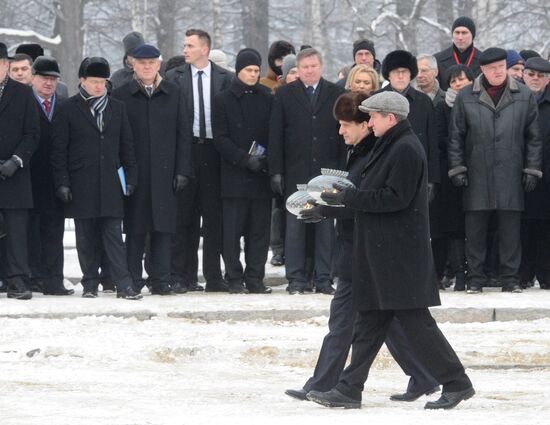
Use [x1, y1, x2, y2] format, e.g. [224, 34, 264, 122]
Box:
[51, 94, 137, 219]
[268, 78, 347, 198]
[0, 79, 39, 209]
[212, 79, 273, 199]
[448, 75, 542, 212]
[434, 45, 482, 90]
[112, 79, 192, 234]
[341, 120, 441, 311]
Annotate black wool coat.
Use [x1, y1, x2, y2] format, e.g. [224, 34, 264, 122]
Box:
[434, 45, 482, 91]
[341, 120, 441, 311]
[212, 79, 273, 199]
[51, 94, 137, 219]
[378, 85, 440, 184]
[112, 79, 192, 234]
[268, 78, 347, 198]
[524, 84, 550, 220]
[0, 79, 40, 209]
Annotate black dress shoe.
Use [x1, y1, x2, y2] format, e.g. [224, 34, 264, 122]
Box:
[204, 280, 229, 292]
[101, 279, 116, 293]
[43, 283, 74, 296]
[316, 285, 336, 295]
[82, 290, 98, 298]
[306, 389, 361, 409]
[228, 283, 249, 294]
[29, 279, 45, 292]
[7, 278, 33, 300]
[171, 281, 188, 294]
[285, 388, 308, 400]
[117, 287, 143, 300]
[247, 283, 272, 294]
[390, 386, 440, 402]
[270, 254, 284, 266]
[502, 284, 522, 293]
[424, 386, 475, 410]
[187, 281, 204, 292]
[466, 284, 482, 294]
[151, 283, 175, 295]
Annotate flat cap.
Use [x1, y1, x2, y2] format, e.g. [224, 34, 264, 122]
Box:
[32, 56, 61, 77]
[479, 47, 507, 66]
[358, 91, 409, 117]
[524, 57, 550, 74]
[132, 44, 161, 59]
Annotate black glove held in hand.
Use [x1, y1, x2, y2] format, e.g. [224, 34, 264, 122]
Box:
[0, 158, 19, 178]
[299, 201, 324, 223]
[451, 173, 468, 187]
[55, 186, 72, 203]
[270, 174, 284, 196]
[523, 174, 538, 192]
[320, 182, 349, 206]
[173, 175, 189, 193]
[246, 155, 267, 173]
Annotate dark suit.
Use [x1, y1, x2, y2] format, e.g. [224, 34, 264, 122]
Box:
[0, 79, 40, 287]
[268, 78, 346, 290]
[166, 61, 233, 287]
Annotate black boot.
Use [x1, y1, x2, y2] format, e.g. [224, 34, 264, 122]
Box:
[7, 277, 32, 300]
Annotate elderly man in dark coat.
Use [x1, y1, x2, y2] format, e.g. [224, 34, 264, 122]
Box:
[51, 57, 140, 300]
[268, 47, 346, 294]
[0, 41, 39, 300]
[113, 44, 192, 295]
[448, 48, 542, 294]
[213, 48, 273, 294]
[307, 91, 474, 410]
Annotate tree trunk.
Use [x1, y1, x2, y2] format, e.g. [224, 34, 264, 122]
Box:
[437, 0, 454, 50]
[241, 0, 269, 72]
[396, 1, 417, 52]
[156, 0, 177, 58]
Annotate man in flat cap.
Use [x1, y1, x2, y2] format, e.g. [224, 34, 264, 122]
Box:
[306, 91, 474, 411]
[448, 47, 542, 294]
[519, 57, 550, 290]
[0, 41, 40, 300]
[434, 17, 482, 90]
[113, 44, 192, 295]
[110, 31, 145, 90]
[51, 57, 141, 300]
[28, 56, 73, 295]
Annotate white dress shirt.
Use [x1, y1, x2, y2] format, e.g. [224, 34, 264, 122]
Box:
[191, 62, 213, 139]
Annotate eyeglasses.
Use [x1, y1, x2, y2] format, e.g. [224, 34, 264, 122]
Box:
[525, 70, 549, 79]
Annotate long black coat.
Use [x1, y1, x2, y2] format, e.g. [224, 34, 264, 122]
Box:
[448, 75, 542, 212]
[378, 85, 440, 184]
[0, 79, 39, 209]
[112, 79, 192, 234]
[341, 120, 440, 311]
[268, 78, 347, 198]
[30, 93, 66, 211]
[524, 84, 550, 219]
[434, 45, 482, 90]
[212, 79, 273, 199]
[51, 94, 137, 219]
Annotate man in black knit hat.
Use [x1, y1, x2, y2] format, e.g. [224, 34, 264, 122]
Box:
[434, 16, 482, 90]
[337, 39, 381, 88]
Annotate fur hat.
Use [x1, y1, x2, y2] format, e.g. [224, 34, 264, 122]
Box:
[452, 16, 476, 39]
[32, 56, 61, 77]
[235, 48, 261, 75]
[268, 40, 296, 75]
[333, 92, 370, 123]
[382, 50, 418, 81]
[353, 39, 376, 60]
[123, 31, 145, 56]
[80, 57, 110, 78]
[15, 43, 44, 61]
[0, 42, 12, 60]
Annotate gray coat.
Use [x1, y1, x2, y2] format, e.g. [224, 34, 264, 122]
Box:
[448, 75, 542, 211]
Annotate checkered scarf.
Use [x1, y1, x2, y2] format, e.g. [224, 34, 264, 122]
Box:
[79, 85, 109, 132]
[0, 74, 9, 103]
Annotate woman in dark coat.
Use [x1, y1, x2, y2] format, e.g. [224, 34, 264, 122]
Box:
[434, 64, 474, 291]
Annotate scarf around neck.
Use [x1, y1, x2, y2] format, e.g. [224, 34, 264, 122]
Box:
[79, 85, 109, 131]
[0, 74, 9, 103]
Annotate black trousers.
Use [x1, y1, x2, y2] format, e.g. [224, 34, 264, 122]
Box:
[519, 219, 550, 286]
[465, 210, 521, 287]
[270, 197, 286, 257]
[0, 208, 29, 279]
[126, 231, 171, 287]
[74, 217, 133, 291]
[171, 141, 224, 284]
[304, 279, 438, 393]
[335, 308, 470, 400]
[431, 236, 448, 280]
[28, 208, 65, 285]
[222, 198, 271, 288]
[285, 211, 334, 289]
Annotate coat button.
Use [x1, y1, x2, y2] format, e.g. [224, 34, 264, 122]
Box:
[100, 135, 104, 139]
[312, 115, 316, 119]
[313, 136, 317, 141]
[361, 172, 366, 178]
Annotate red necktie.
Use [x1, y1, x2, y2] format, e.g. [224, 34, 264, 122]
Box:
[43, 99, 51, 115]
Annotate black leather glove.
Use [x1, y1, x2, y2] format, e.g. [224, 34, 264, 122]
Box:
[125, 184, 135, 196]
[427, 183, 436, 203]
[0, 158, 19, 178]
[451, 173, 468, 187]
[246, 155, 267, 173]
[523, 174, 538, 192]
[299, 201, 324, 223]
[173, 175, 189, 193]
[55, 186, 72, 203]
[270, 174, 284, 196]
[320, 182, 349, 206]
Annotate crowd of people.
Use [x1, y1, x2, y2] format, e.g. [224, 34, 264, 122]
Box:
[1, 16, 550, 303]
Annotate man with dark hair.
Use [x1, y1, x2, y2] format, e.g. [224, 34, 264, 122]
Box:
[448, 47, 542, 294]
[434, 16, 482, 90]
[166, 29, 233, 293]
[268, 47, 346, 295]
[0, 41, 40, 300]
[260, 40, 295, 92]
[9, 53, 33, 85]
[51, 57, 141, 300]
[110, 31, 145, 90]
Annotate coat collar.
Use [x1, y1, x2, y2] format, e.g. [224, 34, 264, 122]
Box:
[128, 76, 169, 96]
[288, 78, 330, 113]
[229, 78, 258, 98]
[472, 75, 519, 111]
[362, 120, 413, 173]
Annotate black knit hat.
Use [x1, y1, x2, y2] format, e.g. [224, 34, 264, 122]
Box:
[479, 47, 507, 66]
[123, 31, 145, 56]
[268, 40, 296, 75]
[382, 50, 418, 80]
[333, 92, 369, 123]
[80, 57, 110, 78]
[32, 56, 61, 77]
[236, 48, 262, 75]
[452, 16, 476, 39]
[353, 39, 376, 60]
[15, 43, 44, 61]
